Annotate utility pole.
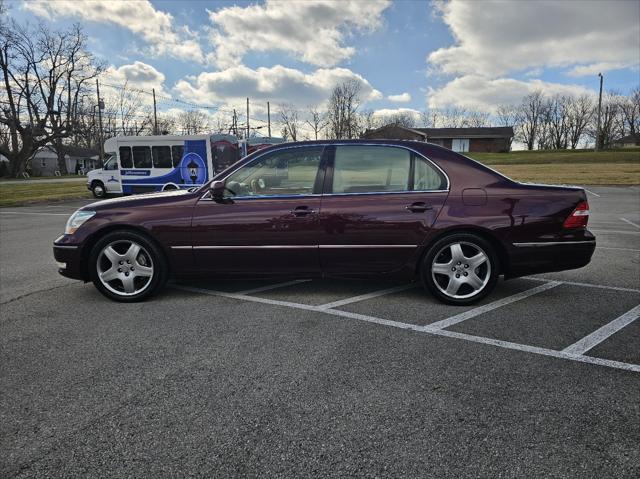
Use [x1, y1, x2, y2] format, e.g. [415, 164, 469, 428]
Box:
[246, 97, 250, 139]
[152, 88, 158, 135]
[96, 78, 104, 163]
[232, 109, 237, 136]
[595, 72, 603, 151]
[267, 101, 271, 138]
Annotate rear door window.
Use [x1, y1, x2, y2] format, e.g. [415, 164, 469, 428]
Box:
[332, 146, 410, 194]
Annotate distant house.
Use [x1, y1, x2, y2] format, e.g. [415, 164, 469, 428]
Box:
[614, 133, 640, 148]
[29, 146, 99, 176]
[361, 125, 514, 153]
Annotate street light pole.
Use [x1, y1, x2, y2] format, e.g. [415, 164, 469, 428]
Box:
[595, 73, 603, 151]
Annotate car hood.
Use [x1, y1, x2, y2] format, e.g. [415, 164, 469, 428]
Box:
[82, 189, 198, 211]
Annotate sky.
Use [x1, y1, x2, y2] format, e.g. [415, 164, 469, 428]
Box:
[5, 0, 640, 132]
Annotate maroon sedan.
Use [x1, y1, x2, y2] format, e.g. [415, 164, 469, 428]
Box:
[53, 140, 595, 305]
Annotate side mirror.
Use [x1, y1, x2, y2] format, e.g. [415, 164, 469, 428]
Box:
[210, 180, 226, 201]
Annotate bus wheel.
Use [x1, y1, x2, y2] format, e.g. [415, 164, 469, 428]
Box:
[91, 181, 106, 198]
[162, 183, 179, 191]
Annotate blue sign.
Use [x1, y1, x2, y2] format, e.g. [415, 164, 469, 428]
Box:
[121, 170, 151, 176]
[180, 140, 208, 184]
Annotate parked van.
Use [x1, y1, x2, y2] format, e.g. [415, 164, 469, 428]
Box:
[86, 134, 282, 198]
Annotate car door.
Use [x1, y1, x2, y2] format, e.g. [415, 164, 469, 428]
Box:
[190, 145, 326, 275]
[102, 156, 122, 193]
[318, 144, 449, 274]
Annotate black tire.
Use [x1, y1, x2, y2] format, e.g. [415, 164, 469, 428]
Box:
[91, 181, 106, 198]
[421, 233, 499, 306]
[88, 230, 168, 302]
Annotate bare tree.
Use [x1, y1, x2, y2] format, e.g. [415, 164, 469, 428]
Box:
[278, 104, 300, 141]
[0, 20, 102, 175]
[177, 110, 209, 135]
[327, 79, 362, 139]
[377, 111, 417, 129]
[516, 90, 546, 150]
[546, 95, 570, 150]
[464, 110, 490, 128]
[305, 106, 327, 140]
[619, 87, 640, 136]
[566, 94, 593, 149]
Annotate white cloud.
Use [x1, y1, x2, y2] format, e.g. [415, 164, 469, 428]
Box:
[428, 0, 640, 77]
[23, 0, 204, 62]
[174, 65, 382, 108]
[387, 93, 412, 103]
[567, 62, 638, 77]
[206, 0, 391, 68]
[427, 76, 594, 113]
[103, 62, 166, 91]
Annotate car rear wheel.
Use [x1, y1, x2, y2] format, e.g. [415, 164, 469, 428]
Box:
[421, 233, 499, 305]
[89, 230, 168, 302]
[91, 181, 106, 198]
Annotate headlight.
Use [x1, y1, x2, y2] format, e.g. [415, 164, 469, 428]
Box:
[65, 210, 96, 235]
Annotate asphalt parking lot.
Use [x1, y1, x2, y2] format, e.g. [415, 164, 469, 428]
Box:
[1, 186, 639, 478]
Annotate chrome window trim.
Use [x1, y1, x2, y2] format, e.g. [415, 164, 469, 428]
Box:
[199, 142, 450, 201]
[513, 241, 595, 247]
[171, 244, 418, 250]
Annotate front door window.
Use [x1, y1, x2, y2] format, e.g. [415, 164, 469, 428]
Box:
[225, 147, 323, 197]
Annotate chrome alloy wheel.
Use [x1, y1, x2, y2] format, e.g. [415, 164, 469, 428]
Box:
[431, 241, 491, 299]
[96, 240, 154, 296]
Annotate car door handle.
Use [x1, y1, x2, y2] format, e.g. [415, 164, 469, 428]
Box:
[405, 202, 433, 213]
[290, 206, 315, 216]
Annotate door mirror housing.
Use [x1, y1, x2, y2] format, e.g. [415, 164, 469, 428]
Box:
[210, 180, 226, 201]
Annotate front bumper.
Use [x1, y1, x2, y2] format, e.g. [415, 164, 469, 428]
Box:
[53, 235, 85, 280]
[507, 235, 596, 278]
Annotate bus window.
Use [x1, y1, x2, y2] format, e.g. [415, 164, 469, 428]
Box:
[171, 145, 184, 167]
[152, 146, 172, 168]
[132, 146, 152, 168]
[119, 147, 133, 168]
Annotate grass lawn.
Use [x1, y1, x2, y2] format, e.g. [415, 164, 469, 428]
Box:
[0, 182, 90, 207]
[0, 174, 84, 182]
[467, 148, 640, 185]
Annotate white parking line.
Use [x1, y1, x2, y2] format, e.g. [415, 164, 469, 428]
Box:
[316, 283, 417, 310]
[171, 284, 640, 373]
[562, 304, 640, 355]
[238, 279, 311, 295]
[584, 188, 601, 197]
[597, 246, 640, 252]
[528, 277, 640, 293]
[0, 211, 69, 216]
[424, 281, 562, 331]
[620, 217, 640, 229]
[590, 229, 640, 235]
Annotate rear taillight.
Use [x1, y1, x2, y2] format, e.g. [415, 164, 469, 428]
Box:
[563, 200, 589, 229]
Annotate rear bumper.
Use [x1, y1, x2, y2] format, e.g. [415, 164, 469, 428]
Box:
[507, 237, 596, 278]
[53, 236, 85, 281]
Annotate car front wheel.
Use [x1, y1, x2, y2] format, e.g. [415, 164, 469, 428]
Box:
[89, 230, 168, 302]
[422, 233, 499, 305]
[91, 181, 106, 198]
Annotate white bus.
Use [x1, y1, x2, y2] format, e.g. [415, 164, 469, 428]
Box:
[86, 134, 282, 198]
